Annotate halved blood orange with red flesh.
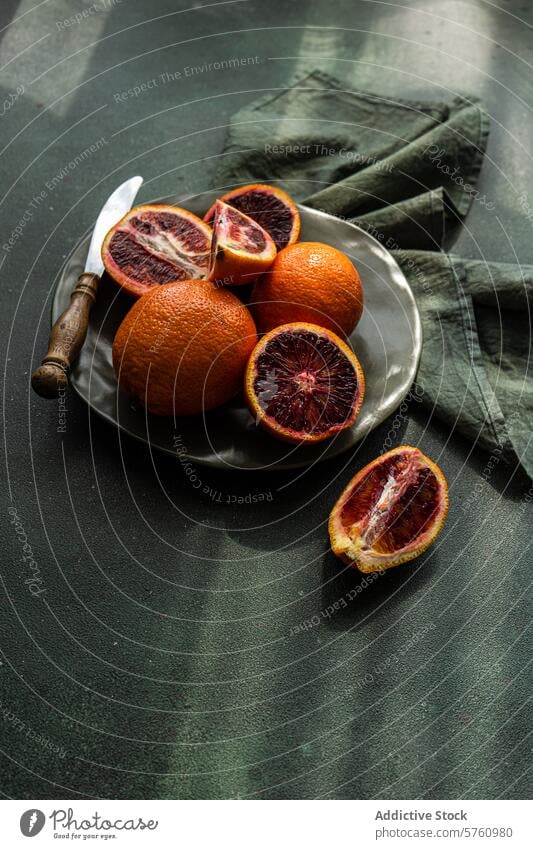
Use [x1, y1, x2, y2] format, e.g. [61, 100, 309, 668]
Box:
[329, 446, 448, 573]
[204, 184, 300, 250]
[209, 200, 277, 286]
[245, 322, 365, 443]
[102, 204, 212, 298]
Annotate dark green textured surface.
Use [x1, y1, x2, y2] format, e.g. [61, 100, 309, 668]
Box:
[0, 0, 531, 800]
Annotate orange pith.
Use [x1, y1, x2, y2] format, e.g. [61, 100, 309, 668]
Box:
[102, 204, 212, 298]
[112, 279, 257, 417]
[209, 200, 277, 286]
[250, 241, 364, 337]
[244, 322, 365, 444]
[204, 183, 300, 250]
[329, 446, 448, 573]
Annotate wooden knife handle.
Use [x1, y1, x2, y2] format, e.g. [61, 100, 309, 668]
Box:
[31, 271, 100, 399]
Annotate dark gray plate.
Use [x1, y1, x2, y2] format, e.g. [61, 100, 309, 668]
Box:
[53, 193, 422, 470]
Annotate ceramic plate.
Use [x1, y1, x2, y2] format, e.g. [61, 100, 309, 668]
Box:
[52, 192, 422, 470]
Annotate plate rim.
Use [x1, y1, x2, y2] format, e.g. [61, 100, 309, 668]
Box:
[52, 202, 423, 471]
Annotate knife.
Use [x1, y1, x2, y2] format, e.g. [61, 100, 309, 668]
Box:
[31, 175, 143, 399]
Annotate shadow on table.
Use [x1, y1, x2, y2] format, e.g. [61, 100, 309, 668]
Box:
[318, 546, 440, 634]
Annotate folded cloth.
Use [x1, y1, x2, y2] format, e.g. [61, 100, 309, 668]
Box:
[214, 70, 532, 478]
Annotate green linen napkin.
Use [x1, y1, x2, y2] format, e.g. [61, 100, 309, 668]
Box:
[214, 70, 532, 478]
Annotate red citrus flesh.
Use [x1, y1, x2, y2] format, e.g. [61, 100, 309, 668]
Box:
[102, 204, 212, 298]
[329, 446, 448, 572]
[209, 200, 277, 286]
[204, 183, 300, 250]
[244, 322, 365, 443]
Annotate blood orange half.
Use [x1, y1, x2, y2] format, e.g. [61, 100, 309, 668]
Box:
[204, 183, 300, 250]
[209, 200, 277, 286]
[329, 446, 448, 573]
[244, 322, 365, 444]
[102, 204, 212, 298]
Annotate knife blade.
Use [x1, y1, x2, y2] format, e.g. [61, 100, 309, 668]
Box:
[31, 176, 143, 399]
[85, 175, 143, 276]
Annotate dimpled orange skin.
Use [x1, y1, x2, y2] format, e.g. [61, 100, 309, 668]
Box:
[112, 280, 257, 416]
[250, 242, 364, 337]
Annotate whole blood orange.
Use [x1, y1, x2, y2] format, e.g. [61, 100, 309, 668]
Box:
[113, 280, 257, 416]
[250, 241, 364, 337]
[244, 322, 365, 443]
[102, 205, 212, 298]
[209, 201, 276, 286]
[329, 446, 448, 572]
[204, 183, 300, 250]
